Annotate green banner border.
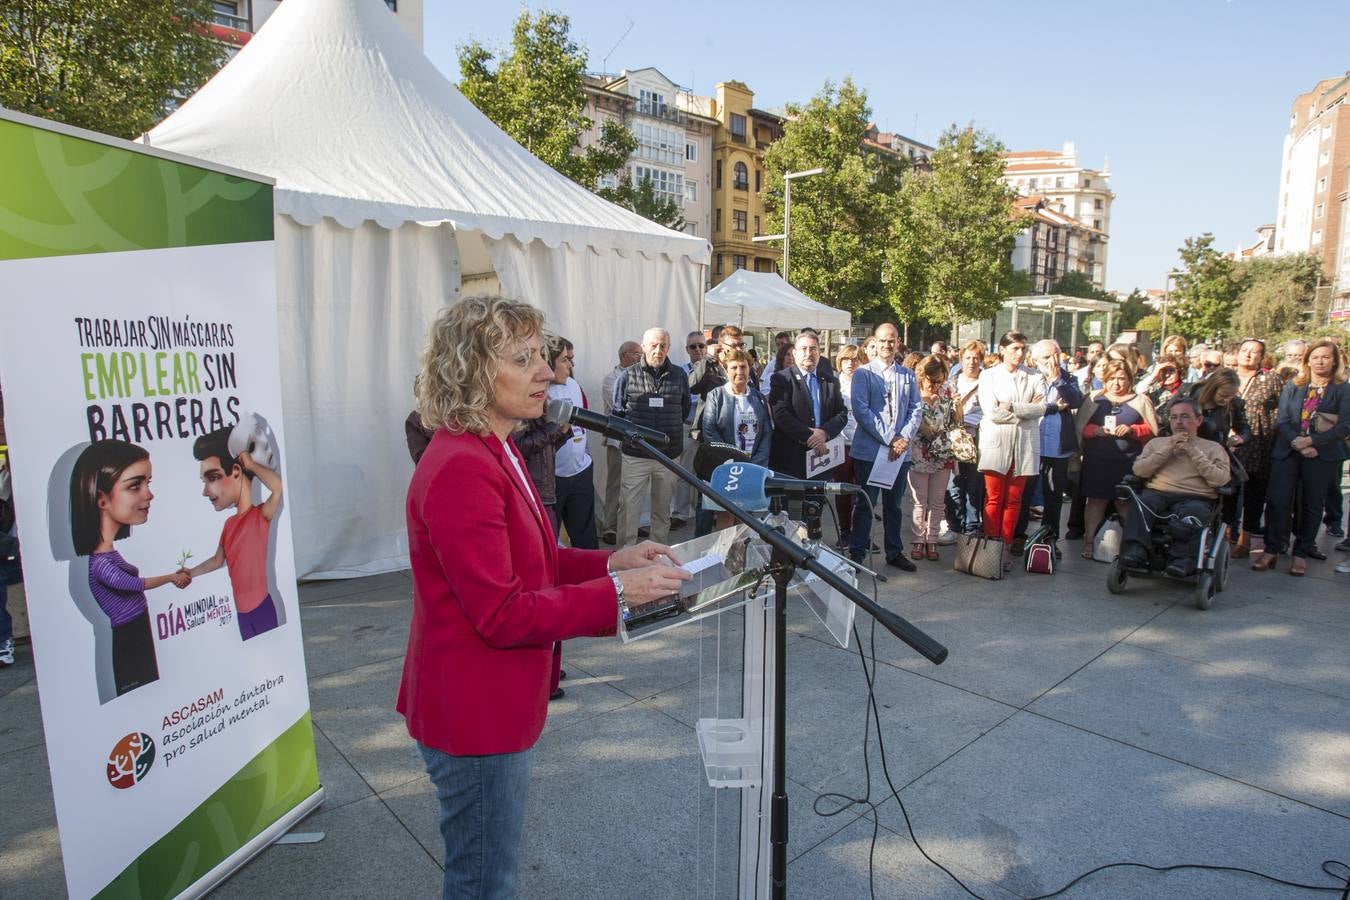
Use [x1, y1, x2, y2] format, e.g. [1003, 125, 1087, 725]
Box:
[0, 112, 272, 261]
[95, 711, 321, 899]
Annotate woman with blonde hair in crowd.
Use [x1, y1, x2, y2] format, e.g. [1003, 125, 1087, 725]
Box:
[1075, 358, 1157, 559]
[908, 355, 958, 560]
[1252, 338, 1350, 575]
[832, 343, 868, 550]
[945, 340, 987, 535]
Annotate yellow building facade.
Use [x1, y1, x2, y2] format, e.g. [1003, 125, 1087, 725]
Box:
[707, 81, 784, 286]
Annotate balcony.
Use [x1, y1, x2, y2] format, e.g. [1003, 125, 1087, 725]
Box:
[730, 132, 747, 145]
[636, 102, 687, 125]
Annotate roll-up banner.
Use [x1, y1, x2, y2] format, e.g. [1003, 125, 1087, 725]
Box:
[0, 110, 322, 899]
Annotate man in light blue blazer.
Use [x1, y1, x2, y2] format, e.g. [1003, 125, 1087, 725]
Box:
[849, 323, 924, 569]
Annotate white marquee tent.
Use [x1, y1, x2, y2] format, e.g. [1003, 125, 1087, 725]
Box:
[703, 270, 851, 331]
[148, 0, 708, 578]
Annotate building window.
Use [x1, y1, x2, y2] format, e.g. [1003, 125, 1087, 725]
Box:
[686, 142, 697, 162]
[715, 208, 722, 232]
[1313, 229, 1323, 244]
[715, 161, 723, 189]
[733, 210, 748, 233]
[733, 254, 747, 271]
[733, 162, 749, 191]
[633, 122, 683, 165]
[684, 223, 698, 236]
[716, 254, 724, 275]
[755, 169, 762, 192]
[730, 114, 747, 143]
[754, 215, 760, 235]
[1029, 178, 1038, 190]
[1083, 179, 1091, 188]
[1318, 177, 1327, 193]
[633, 165, 684, 206]
[1094, 219, 1102, 230]
[685, 181, 697, 203]
[639, 89, 667, 118]
[1316, 203, 1325, 218]
[1055, 177, 1064, 188]
[1094, 198, 1103, 210]
[598, 174, 618, 191]
[754, 258, 774, 273]
[1323, 126, 1333, 141]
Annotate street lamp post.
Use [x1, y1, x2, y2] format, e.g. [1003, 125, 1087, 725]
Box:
[1160, 269, 1181, 345]
[753, 167, 824, 286]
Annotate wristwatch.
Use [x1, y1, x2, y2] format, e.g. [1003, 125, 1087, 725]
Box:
[610, 571, 630, 621]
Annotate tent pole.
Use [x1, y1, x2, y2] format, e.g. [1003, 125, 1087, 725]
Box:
[698, 263, 708, 329]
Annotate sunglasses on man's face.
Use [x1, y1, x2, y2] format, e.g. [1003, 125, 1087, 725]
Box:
[688, 342, 706, 350]
[1202, 361, 1219, 369]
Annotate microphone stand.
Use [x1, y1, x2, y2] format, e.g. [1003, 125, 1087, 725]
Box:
[622, 434, 948, 900]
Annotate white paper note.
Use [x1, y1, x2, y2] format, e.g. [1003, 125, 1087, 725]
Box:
[867, 445, 904, 489]
[805, 435, 845, 478]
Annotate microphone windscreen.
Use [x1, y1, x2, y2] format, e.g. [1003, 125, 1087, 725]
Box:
[545, 397, 573, 426]
[710, 461, 770, 513]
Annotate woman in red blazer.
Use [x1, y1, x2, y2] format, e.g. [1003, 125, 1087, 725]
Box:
[399, 297, 689, 899]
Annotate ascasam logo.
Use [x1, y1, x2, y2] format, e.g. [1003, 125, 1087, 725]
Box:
[106, 732, 156, 789]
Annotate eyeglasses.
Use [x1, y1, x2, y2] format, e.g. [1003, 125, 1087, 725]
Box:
[1202, 361, 1219, 369]
[687, 343, 706, 350]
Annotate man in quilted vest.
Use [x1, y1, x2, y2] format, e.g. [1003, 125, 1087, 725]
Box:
[613, 328, 690, 547]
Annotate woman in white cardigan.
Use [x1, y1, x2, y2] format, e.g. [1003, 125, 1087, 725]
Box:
[977, 332, 1048, 554]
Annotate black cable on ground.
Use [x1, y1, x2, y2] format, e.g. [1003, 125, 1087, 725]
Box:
[807, 500, 1350, 897]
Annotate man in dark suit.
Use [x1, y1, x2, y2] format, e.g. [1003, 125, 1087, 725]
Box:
[768, 331, 847, 478]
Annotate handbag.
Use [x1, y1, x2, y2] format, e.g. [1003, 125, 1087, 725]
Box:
[946, 385, 980, 464]
[953, 532, 1004, 580]
[1024, 526, 1054, 574]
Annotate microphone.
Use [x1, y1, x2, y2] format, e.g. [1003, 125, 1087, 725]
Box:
[545, 398, 669, 447]
[710, 461, 861, 513]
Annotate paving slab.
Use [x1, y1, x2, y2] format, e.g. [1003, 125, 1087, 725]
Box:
[788, 814, 1022, 899]
[309, 720, 375, 813]
[1126, 601, 1350, 700]
[0, 744, 65, 899]
[306, 656, 424, 795]
[295, 570, 411, 606]
[1029, 642, 1350, 816]
[0, 641, 36, 701]
[300, 589, 413, 679]
[212, 793, 442, 899]
[0, 677, 45, 755]
[871, 712, 1350, 899]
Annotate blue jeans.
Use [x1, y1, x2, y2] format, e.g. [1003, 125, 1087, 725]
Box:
[0, 558, 19, 644]
[850, 457, 910, 560]
[418, 742, 534, 900]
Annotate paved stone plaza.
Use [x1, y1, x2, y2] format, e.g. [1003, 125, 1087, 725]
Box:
[2, 526, 1349, 898]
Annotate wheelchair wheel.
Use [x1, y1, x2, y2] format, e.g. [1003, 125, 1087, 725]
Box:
[1213, 541, 1230, 592]
[1194, 573, 1215, 611]
[1106, 558, 1128, 595]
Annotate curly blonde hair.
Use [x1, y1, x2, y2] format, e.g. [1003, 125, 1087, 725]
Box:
[417, 296, 549, 435]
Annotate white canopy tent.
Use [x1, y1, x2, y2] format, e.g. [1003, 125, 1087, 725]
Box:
[148, 0, 707, 578]
[703, 270, 851, 331]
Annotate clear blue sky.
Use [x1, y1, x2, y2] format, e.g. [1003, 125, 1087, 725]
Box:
[423, 0, 1347, 295]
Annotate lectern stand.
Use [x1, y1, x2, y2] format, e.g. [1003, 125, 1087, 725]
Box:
[619, 515, 859, 898]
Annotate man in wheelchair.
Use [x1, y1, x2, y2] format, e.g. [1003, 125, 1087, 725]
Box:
[1119, 397, 1232, 577]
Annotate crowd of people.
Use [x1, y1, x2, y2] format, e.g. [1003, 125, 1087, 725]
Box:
[524, 324, 1349, 581]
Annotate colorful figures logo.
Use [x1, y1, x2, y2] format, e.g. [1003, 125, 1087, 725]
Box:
[106, 732, 156, 789]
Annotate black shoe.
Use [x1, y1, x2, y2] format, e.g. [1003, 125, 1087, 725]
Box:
[834, 534, 851, 551]
[1164, 560, 1195, 578]
[549, 687, 565, 701]
[671, 517, 688, 530]
[601, 531, 616, 545]
[886, 555, 917, 572]
[1010, 538, 1026, 556]
[558, 670, 567, 681]
[1121, 552, 1149, 570]
[1337, 538, 1350, 552]
[1065, 529, 1084, 541]
[849, 551, 866, 564]
[1307, 547, 1328, 561]
[1328, 526, 1345, 538]
[638, 527, 651, 539]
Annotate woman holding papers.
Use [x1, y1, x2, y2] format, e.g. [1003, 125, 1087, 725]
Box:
[977, 332, 1048, 560]
[398, 296, 689, 899]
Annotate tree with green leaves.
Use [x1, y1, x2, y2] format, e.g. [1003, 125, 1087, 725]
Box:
[457, 10, 636, 190]
[1229, 252, 1321, 341]
[1168, 233, 1247, 341]
[1113, 289, 1152, 331]
[0, 0, 225, 140]
[884, 125, 1025, 338]
[760, 78, 905, 317]
[598, 174, 685, 231]
[1052, 270, 1112, 301]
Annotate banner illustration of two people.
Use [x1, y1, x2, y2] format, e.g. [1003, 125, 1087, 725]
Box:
[67, 412, 286, 702]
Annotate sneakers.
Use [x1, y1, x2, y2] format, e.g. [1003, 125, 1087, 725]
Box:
[1337, 538, 1350, 553]
[1336, 562, 1350, 574]
[0, 638, 13, 667]
[936, 528, 959, 546]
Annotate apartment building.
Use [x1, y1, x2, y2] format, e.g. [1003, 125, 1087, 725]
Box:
[1001, 142, 1113, 290]
[580, 69, 717, 241]
[862, 124, 933, 167]
[208, 0, 423, 54]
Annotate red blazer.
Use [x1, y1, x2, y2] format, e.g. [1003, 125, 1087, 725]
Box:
[397, 429, 615, 755]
